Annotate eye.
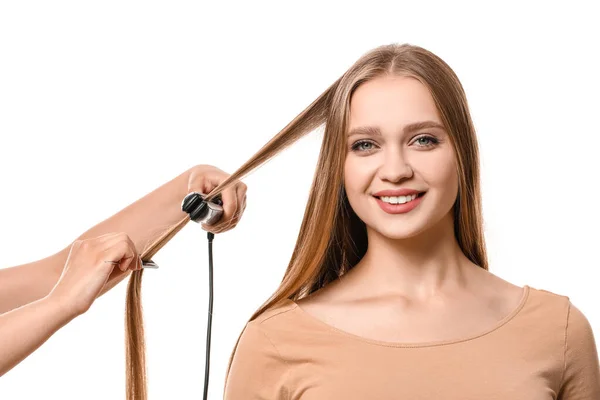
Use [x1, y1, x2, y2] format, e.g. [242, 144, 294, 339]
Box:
[350, 140, 377, 153]
[350, 135, 440, 153]
[413, 135, 439, 148]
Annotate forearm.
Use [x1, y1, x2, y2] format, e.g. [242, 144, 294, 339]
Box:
[0, 295, 74, 377]
[0, 165, 194, 314]
[73, 166, 192, 249]
[0, 253, 64, 315]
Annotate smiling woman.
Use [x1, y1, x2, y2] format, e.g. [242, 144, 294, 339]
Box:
[195, 42, 600, 399]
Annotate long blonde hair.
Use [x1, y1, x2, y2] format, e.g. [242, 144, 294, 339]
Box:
[122, 42, 488, 398]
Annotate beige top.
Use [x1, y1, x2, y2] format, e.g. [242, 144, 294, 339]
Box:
[223, 285, 600, 399]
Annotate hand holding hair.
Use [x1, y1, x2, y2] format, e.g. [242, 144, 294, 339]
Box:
[48, 232, 142, 317]
[186, 164, 247, 234]
[0, 232, 141, 377]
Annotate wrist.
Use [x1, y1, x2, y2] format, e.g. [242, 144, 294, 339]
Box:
[164, 164, 198, 217]
[47, 249, 67, 285]
[43, 292, 79, 322]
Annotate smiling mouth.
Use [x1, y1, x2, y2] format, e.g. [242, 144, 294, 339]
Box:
[373, 192, 426, 200]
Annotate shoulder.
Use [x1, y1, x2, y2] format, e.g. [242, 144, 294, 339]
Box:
[565, 300, 595, 337]
[524, 285, 597, 346]
[510, 285, 571, 350]
[525, 285, 571, 316]
[538, 288, 600, 397]
[253, 298, 299, 326]
[248, 298, 300, 337]
[224, 302, 298, 399]
[237, 299, 302, 353]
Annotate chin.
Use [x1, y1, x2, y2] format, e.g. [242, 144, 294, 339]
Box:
[371, 223, 427, 240]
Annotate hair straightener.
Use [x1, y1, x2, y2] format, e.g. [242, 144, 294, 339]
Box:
[143, 191, 224, 399]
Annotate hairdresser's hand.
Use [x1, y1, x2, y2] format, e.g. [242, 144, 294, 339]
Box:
[48, 233, 142, 317]
[187, 164, 248, 234]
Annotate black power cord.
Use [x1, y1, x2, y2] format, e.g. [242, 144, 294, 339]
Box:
[204, 231, 215, 400]
[181, 192, 223, 400]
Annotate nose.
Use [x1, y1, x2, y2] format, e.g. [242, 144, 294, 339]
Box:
[377, 149, 413, 183]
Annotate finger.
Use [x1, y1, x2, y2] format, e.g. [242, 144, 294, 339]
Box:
[102, 260, 123, 275]
[102, 240, 134, 272]
[238, 182, 248, 198]
[233, 183, 247, 221]
[121, 244, 138, 272]
[102, 233, 139, 269]
[224, 185, 244, 229]
[194, 171, 225, 196]
[219, 183, 239, 227]
[239, 200, 247, 218]
[122, 234, 141, 271]
[204, 183, 245, 233]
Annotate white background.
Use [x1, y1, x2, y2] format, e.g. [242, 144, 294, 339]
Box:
[1, 1, 599, 398]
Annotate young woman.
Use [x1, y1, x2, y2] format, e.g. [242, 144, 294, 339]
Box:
[200, 43, 600, 398]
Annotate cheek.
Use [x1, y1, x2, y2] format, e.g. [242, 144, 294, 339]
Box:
[424, 153, 459, 197]
[343, 158, 356, 190]
[344, 157, 371, 193]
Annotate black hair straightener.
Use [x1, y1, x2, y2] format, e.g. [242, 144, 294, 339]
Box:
[143, 191, 224, 399]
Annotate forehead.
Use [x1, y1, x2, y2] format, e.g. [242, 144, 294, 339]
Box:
[348, 75, 441, 128]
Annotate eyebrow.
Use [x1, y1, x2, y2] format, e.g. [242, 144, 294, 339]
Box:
[347, 120, 446, 138]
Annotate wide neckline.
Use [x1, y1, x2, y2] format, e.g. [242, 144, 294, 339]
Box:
[288, 285, 531, 348]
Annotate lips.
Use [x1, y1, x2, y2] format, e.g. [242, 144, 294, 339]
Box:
[373, 192, 426, 200]
[374, 192, 425, 214]
[372, 189, 425, 197]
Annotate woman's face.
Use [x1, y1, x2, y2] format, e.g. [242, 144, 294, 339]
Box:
[344, 75, 459, 239]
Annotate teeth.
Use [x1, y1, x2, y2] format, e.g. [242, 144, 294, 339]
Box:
[380, 194, 418, 204]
